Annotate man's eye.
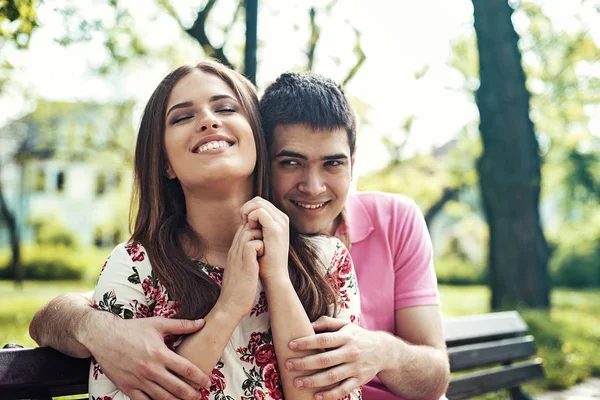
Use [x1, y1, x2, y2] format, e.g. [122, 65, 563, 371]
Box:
[280, 160, 300, 166]
[326, 160, 343, 167]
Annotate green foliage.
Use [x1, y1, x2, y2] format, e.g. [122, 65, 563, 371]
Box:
[549, 208, 600, 288]
[0, 0, 39, 47]
[440, 285, 600, 397]
[29, 215, 79, 247]
[0, 245, 107, 281]
[435, 255, 486, 286]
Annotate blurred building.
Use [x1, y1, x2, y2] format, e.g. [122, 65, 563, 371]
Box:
[0, 100, 136, 248]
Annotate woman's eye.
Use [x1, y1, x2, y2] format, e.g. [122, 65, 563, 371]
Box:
[216, 108, 236, 113]
[173, 115, 192, 124]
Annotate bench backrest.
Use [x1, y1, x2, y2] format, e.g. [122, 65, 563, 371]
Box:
[443, 311, 544, 400]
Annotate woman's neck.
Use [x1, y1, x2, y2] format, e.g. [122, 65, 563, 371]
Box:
[183, 178, 254, 264]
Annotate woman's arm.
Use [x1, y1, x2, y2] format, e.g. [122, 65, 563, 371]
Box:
[176, 222, 263, 376]
[263, 276, 319, 399]
[241, 197, 320, 400]
[281, 238, 364, 400]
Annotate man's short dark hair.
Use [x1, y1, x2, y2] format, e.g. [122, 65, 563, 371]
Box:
[259, 72, 356, 155]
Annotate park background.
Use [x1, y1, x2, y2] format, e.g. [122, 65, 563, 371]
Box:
[1, 0, 599, 398]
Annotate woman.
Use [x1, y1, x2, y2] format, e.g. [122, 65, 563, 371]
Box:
[88, 60, 361, 400]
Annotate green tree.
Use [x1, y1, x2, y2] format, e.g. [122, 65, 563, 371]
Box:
[472, 0, 550, 309]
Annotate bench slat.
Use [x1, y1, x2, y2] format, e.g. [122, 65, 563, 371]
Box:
[444, 311, 529, 346]
[448, 335, 537, 372]
[446, 359, 545, 400]
[0, 346, 89, 398]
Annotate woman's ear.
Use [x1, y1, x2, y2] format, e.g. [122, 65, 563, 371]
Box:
[165, 164, 176, 179]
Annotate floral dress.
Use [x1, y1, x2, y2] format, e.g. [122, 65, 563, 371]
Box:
[88, 236, 361, 400]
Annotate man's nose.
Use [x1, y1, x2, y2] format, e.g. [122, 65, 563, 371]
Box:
[298, 170, 327, 196]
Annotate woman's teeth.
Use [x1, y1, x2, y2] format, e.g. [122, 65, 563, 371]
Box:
[293, 201, 326, 209]
[196, 140, 230, 153]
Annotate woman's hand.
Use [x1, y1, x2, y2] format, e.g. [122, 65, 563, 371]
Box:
[240, 197, 290, 283]
[218, 222, 263, 318]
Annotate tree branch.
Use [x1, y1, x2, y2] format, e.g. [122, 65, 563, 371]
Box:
[157, 0, 233, 68]
[424, 186, 463, 227]
[341, 27, 366, 87]
[306, 7, 319, 71]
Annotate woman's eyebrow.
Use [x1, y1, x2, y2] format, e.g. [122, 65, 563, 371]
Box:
[209, 94, 238, 103]
[166, 101, 193, 117]
[166, 95, 239, 117]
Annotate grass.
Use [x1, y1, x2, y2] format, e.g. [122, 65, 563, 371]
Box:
[0, 280, 94, 348]
[1, 282, 598, 399]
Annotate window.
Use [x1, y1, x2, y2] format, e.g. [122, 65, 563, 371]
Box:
[56, 171, 65, 192]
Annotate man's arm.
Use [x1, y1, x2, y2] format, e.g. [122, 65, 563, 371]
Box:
[286, 306, 449, 400]
[29, 292, 210, 400]
[30, 291, 96, 357]
[378, 306, 449, 399]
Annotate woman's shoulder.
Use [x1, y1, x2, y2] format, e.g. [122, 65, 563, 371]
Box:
[304, 235, 348, 273]
[99, 241, 154, 279]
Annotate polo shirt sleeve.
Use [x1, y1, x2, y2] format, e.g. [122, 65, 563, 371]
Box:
[392, 198, 440, 309]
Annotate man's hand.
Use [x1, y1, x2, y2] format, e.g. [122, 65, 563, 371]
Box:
[285, 316, 384, 400]
[84, 315, 211, 400]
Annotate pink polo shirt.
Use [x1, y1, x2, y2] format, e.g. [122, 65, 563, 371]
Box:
[340, 192, 441, 400]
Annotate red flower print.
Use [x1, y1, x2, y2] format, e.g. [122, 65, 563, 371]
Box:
[91, 358, 104, 380]
[154, 299, 179, 318]
[336, 250, 352, 276]
[254, 343, 276, 367]
[250, 292, 268, 317]
[208, 268, 223, 285]
[130, 300, 150, 318]
[253, 388, 266, 400]
[263, 363, 283, 399]
[125, 242, 146, 262]
[248, 332, 262, 353]
[209, 368, 226, 392]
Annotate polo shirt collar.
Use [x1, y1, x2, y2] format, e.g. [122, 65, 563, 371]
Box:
[344, 194, 374, 245]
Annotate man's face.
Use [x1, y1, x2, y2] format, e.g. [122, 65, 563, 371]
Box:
[270, 124, 353, 235]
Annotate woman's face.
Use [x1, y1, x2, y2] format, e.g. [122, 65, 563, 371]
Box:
[163, 70, 256, 192]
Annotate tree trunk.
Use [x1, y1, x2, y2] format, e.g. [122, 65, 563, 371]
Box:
[472, 0, 550, 309]
[244, 0, 258, 83]
[0, 176, 22, 286]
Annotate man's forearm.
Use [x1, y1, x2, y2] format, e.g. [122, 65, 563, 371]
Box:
[378, 332, 450, 400]
[29, 291, 101, 358]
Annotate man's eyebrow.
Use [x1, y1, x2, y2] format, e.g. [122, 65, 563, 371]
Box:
[322, 153, 349, 161]
[166, 95, 238, 117]
[274, 150, 308, 160]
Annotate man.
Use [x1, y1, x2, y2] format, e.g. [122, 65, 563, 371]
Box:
[29, 72, 449, 400]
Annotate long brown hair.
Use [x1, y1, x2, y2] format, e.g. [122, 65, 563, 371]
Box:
[129, 60, 337, 320]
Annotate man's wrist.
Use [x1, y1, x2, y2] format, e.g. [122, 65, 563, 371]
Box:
[377, 330, 409, 373]
[76, 307, 116, 354]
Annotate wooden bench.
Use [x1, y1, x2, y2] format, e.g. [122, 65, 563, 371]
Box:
[0, 311, 544, 400]
[445, 311, 545, 399]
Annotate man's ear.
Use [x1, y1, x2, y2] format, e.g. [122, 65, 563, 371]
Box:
[165, 164, 176, 179]
[350, 153, 356, 178]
